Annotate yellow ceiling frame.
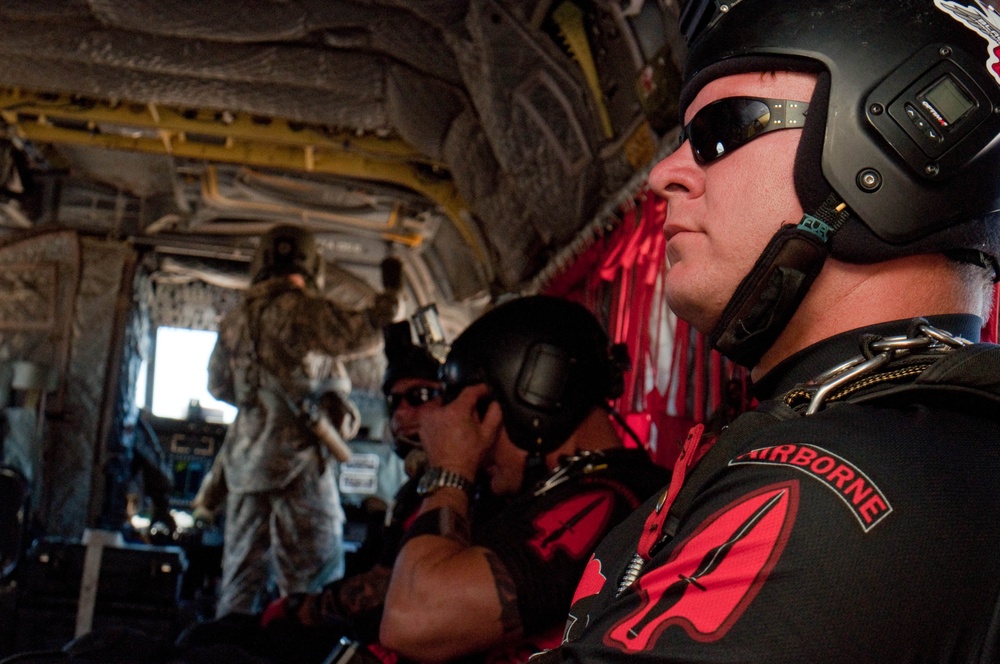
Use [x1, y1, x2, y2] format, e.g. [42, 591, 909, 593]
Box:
[196, 165, 424, 247]
[0, 87, 488, 264]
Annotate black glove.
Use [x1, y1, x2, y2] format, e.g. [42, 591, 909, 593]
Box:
[380, 256, 403, 292]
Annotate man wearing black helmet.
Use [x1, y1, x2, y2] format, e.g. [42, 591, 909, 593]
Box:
[206, 224, 399, 620]
[379, 295, 669, 663]
[257, 321, 447, 654]
[536, 1, 1000, 662]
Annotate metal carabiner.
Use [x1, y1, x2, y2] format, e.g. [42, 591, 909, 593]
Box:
[802, 323, 970, 415]
[805, 351, 891, 415]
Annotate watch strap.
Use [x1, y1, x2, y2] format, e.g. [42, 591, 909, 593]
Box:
[416, 466, 474, 497]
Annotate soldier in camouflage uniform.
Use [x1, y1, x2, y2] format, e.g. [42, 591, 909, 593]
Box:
[207, 224, 398, 618]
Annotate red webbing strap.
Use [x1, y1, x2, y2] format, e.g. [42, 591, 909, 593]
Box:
[630, 195, 667, 405]
[637, 423, 705, 560]
[644, 261, 669, 411]
[609, 193, 667, 415]
[543, 237, 606, 298]
[598, 204, 637, 281]
[983, 282, 1000, 344]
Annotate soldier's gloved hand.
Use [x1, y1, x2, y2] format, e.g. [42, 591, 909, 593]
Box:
[380, 256, 403, 292]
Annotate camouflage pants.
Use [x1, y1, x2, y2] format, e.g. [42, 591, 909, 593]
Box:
[216, 466, 345, 617]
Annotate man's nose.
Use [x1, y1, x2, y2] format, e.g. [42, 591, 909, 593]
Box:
[646, 139, 703, 201]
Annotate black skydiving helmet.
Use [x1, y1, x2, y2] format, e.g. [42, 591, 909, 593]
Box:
[676, 0, 1000, 367]
[439, 295, 627, 456]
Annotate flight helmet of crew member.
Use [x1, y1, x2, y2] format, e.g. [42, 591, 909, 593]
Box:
[440, 295, 628, 457]
[674, 0, 1000, 366]
[250, 224, 324, 288]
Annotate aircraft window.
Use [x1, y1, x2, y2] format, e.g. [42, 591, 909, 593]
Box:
[137, 326, 237, 424]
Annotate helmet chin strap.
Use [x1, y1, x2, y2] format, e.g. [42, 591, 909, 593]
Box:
[520, 451, 550, 494]
[709, 194, 851, 367]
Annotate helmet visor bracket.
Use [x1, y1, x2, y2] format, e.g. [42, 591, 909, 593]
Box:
[681, 96, 809, 164]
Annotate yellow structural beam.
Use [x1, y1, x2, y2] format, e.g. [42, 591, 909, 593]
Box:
[553, 1, 614, 139]
[197, 166, 424, 248]
[0, 87, 487, 263]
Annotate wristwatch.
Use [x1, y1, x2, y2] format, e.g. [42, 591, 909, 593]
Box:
[416, 466, 474, 497]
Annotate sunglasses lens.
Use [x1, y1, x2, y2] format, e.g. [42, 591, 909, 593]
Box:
[687, 98, 773, 163]
[388, 386, 441, 412]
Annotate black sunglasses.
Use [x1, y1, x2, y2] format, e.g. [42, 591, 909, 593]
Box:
[680, 97, 809, 164]
[387, 386, 443, 413]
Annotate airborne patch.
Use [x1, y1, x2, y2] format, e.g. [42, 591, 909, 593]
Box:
[729, 444, 892, 532]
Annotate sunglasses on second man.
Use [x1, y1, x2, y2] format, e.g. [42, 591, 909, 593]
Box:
[680, 96, 809, 164]
[387, 385, 443, 414]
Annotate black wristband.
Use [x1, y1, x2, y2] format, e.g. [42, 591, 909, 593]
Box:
[398, 506, 471, 549]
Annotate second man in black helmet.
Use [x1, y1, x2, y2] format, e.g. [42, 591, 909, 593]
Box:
[378, 295, 668, 663]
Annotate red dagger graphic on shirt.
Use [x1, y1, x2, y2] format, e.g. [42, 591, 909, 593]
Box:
[529, 491, 614, 561]
[607, 483, 798, 651]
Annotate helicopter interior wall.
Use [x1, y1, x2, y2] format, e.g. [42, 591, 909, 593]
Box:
[0, 233, 127, 539]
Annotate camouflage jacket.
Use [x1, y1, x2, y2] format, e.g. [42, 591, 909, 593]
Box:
[208, 277, 396, 493]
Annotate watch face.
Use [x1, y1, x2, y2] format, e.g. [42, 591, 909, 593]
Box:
[416, 468, 438, 495]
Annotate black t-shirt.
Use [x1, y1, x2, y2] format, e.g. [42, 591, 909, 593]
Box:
[547, 316, 1000, 663]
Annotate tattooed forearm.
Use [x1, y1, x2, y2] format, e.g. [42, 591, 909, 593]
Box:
[485, 550, 522, 637]
[329, 565, 394, 615]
